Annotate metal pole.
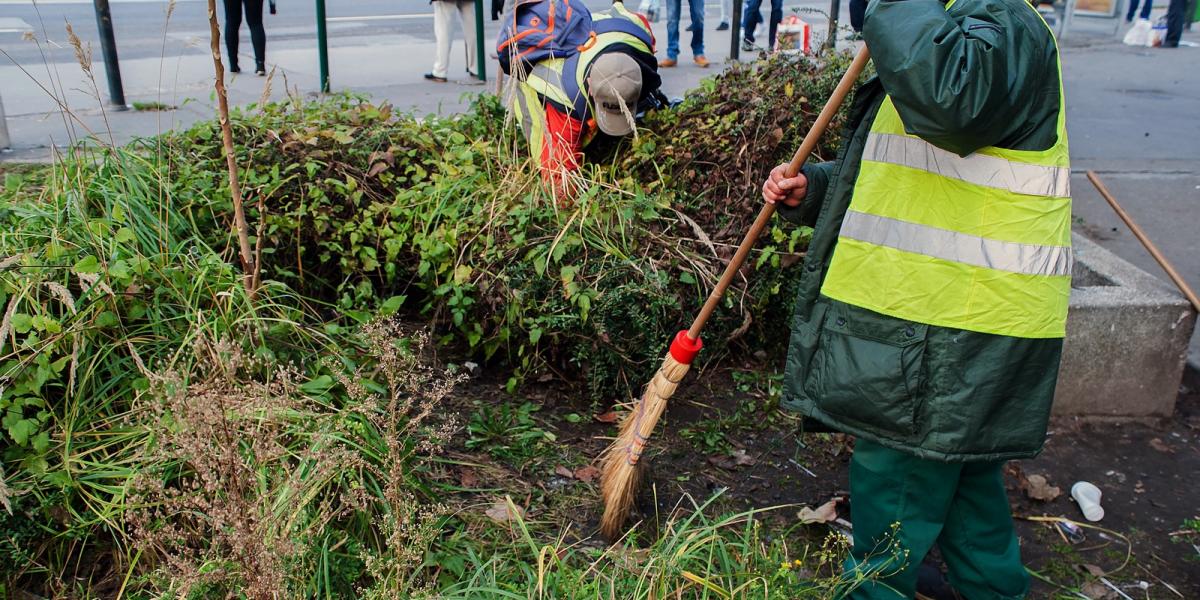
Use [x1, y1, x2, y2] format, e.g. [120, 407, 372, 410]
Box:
[827, 0, 839, 50]
[0, 93, 10, 150]
[474, 0, 487, 81]
[92, 0, 127, 110]
[730, 0, 743, 60]
[315, 0, 330, 92]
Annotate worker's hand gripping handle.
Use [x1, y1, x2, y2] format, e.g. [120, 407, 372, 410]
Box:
[682, 45, 872, 345]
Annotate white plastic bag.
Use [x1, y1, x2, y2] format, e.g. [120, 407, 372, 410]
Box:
[1150, 17, 1168, 46]
[1123, 18, 1152, 46]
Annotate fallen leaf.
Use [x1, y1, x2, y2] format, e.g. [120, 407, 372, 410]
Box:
[594, 411, 620, 424]
[366, 161, 389, 177]
[458, 468, 479, 489]
[1082, 563, 1106, 577]
[797, 498, 841, 525]
[554, 465, 575, 479]
[573, 465, 600, 483]
[731, 448, 757, 467]
[1080, 580, 1117, 599]
[1022, 474, 1062, 502]
[1149, 438, 1173, 453]
[484, 499, 524, 523]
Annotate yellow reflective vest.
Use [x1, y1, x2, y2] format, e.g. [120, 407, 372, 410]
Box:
[820, 49, 1071, 339]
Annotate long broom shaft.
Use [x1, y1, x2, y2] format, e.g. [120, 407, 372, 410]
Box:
[686, 46, 872, 339]
[600, 46, 872, 540]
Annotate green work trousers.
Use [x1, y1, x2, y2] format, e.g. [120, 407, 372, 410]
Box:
[841, 440, 1029, 599]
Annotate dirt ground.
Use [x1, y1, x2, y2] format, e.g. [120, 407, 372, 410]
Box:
[446, 361, 1200, 598]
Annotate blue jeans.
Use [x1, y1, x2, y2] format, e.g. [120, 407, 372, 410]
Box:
[742, 0, 783, 48]
[666, 0, 704, 59]
[1126, 0, 1153, 20]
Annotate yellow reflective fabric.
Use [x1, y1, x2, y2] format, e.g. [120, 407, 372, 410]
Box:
[821, 15, 1072, 339]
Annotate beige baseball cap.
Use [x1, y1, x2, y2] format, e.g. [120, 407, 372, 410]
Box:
[587, 53, 643, 136]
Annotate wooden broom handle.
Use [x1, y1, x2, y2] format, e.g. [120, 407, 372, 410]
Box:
[1086, 171, 1200, 313]
[686, 46, 872, 340]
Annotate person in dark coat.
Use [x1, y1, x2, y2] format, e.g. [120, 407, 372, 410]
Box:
[761, 0, 1072, 596]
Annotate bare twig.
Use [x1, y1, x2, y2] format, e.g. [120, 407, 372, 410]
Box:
[205, 0, 257, 296]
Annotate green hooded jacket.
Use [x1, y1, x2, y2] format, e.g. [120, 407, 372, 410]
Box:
[778, 0, 1067, 462]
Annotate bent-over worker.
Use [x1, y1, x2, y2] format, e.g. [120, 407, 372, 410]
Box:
[762, 0, 1072, 596]
[505, 2, 663, 188]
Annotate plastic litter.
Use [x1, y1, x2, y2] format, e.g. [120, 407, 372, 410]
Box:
[1071, 481, 1105, 522]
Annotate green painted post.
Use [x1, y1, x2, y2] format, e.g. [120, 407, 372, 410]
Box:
[315, 0, 330, 92]
[474, 0, 487, 81]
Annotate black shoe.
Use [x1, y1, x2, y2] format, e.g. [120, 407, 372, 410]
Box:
[686, 22, 696, 32]
[915, 564, 958, 600]
[424, 73, 448, 83]
[716, 21, 729, 30]
[229, 63, 241, 73]
[255, 62, 266, 76]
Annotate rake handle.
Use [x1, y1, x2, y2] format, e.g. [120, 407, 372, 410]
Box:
[1086, 171, 1200, 313]
[686, 45, 872, 340]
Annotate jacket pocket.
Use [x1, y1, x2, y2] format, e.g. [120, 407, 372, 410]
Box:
[804, 301, 928, 437]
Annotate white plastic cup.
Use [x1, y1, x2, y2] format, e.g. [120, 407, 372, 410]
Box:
[1071, 481, 1105, 522]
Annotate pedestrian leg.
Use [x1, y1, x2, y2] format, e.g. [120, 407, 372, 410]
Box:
[767, 0, 783, 50]
[222, 0, 243, 72]
[1163, 0, 1187, 45]
[688, 0, 705, 57]
[718, 0, 731, 29]
[459, 0, 479, 76]
[842, 440, 961, 600]
[741, 0, 763, 44]
[665, 0, 682, 59]
[242, 0, 266, 72]
[936, 460, 1030, 599]
[431, 0, 455, 78]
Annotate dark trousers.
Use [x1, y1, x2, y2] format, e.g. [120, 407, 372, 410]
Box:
[223, 0, 266, 69]
[742, 0, 783, 48]
[1164, 0, 1187, 45]
[843, 440, 1029, 599]
[492, 0, 504, 20]
[1126, 0, 1154, 20]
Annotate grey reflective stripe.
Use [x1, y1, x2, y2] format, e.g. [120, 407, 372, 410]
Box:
[840, 210, 1073, 277]
[863, 132, 1071, 198]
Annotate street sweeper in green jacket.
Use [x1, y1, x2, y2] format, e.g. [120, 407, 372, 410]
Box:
[761, 0, 1070, 596]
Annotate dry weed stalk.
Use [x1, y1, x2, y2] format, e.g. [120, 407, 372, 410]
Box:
[205, 0, 258, 296]
[129, 322, 463, 597]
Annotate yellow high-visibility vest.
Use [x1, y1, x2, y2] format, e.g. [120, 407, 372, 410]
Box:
[820, 31, 1071, 339]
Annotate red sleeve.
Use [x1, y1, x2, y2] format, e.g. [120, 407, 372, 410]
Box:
[540, 105, 584, 177]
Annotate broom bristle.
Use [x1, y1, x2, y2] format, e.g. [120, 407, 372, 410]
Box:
[599, 353, 691, 540]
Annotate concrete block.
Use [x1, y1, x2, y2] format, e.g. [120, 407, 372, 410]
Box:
[1055, 233, 1196, 417]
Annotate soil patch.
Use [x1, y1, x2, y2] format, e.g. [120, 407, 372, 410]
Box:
[444, 363, 1200, 597]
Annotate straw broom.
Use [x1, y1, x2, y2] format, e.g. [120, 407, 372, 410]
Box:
[598, 46, 872, 540]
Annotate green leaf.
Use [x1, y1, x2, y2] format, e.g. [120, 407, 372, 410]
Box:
[115, 227, 136, 244]
[72, 256, 100, 274]
[679, 271, 697, 285]
[379, 295, 407, 315]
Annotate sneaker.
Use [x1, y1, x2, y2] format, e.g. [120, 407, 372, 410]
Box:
[716, 21, 729, 30]
[741, 39, 757, 52]
[694, 55, 710, 67]
[229, 62, 241, 73]
[255, 62, 266, 76]
[424, 73, 448, 83]
[686, 22, 696, 32]
[658, 57, 678, 67]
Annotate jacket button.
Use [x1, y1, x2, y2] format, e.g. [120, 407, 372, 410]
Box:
[836, 317, 847, 326]
[806, 262, 817, 272]
[904, 326, 916, 337]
